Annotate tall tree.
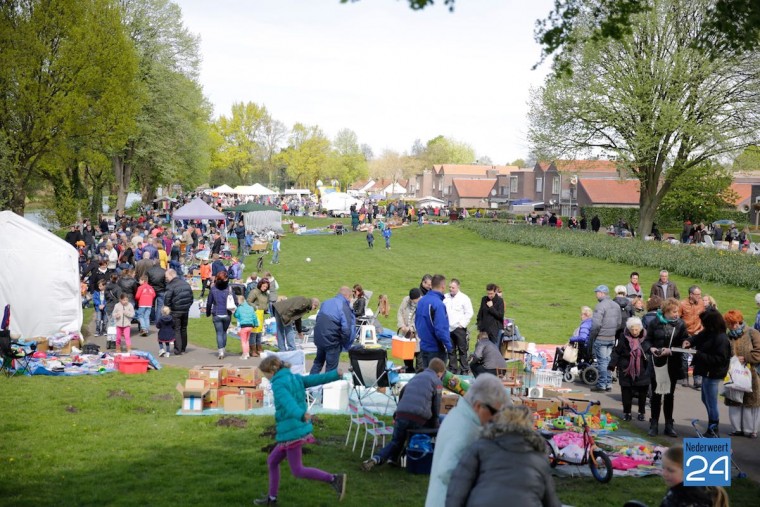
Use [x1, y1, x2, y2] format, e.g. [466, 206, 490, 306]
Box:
[113, 0, 207, 209]
[733, 146, 760, 173]
[529, 0, 760, 236]
[0, 0, 138, 215]
[424, 135, 476, 165]
[213, 102, 269, 185]
[658, 162, 738, 223]
[279, 124, 331, 189]
[331, 128, 368, 188]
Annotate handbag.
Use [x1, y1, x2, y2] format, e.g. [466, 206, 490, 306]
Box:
[252, 309, 264, 333]
[653, 328, 676, 395]
[226, 289, 237, 312]
[726, 355, 753, 393]
[563, 343, 579, 363]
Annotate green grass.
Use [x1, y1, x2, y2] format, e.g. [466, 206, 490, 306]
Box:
[5, 217, 760, 506]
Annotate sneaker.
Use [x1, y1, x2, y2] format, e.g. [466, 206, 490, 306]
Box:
[218, 348, 225, 360]
[623, 413, 632, 421]
[361, 458, 377, 472]
[638, 413, 646, 421]
[241, 354, 250, 360]
[253, 494, 277, 505]
[158, 350, 166, 357]
[331, 473, 347, 501]
[605, 386, 612, 392]
[165, 351, 171, 357]
[590, 387, 606, 392]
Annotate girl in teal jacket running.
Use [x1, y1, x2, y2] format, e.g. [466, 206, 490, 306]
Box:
[254, 356, 347, 505]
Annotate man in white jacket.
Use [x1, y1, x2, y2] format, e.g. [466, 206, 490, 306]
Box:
[443, 278, 474, 375]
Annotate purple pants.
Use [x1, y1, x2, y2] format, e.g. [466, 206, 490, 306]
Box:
[267, 440, 332, 497]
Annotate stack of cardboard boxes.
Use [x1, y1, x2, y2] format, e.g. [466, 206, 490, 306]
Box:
[512, 393, 602, 419]
[177, 364, 264, 413]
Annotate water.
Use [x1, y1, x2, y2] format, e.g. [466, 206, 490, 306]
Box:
[23, 192, 142, 229]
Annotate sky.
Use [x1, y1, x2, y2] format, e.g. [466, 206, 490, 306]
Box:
[174, 0, 555, 165]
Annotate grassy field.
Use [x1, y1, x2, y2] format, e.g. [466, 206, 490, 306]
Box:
[5, 218, 760, 506]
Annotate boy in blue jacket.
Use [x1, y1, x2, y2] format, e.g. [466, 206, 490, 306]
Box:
[255, 356, 347, 505]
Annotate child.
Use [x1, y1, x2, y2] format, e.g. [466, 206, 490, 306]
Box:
[254, 356, 347, 505]
[366, 227, 374, 249]
[234, 299, 258, 360]
[199, 258, 211, 298]
[135, 275, 156, 337]
[660, 445, 728, 507]
[362, 358, 445, 471]
[155, 306, 175, 357]
[93, 279, 107, 336]
[229, 257, 242, 281]
[382, 226, 391, 250]
[271, 235, 281, 264]
[112, 293, 135, 353]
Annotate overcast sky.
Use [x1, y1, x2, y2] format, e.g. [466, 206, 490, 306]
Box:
[174, 0, 555, 164]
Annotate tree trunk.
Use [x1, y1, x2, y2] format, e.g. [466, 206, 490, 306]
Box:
[112, 142, 135, 213]
[637, 185, 659, 239]
[10, 183, 26, 216]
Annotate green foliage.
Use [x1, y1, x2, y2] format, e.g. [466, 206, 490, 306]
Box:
[733, 145, 760, 173]
[213, 101, 270, 184]
[579, 206, 751, 231]
[424, 135, 476, 165]
[279, 124, 332, 189]
[331, 129, 369, 189]
[461, 221, 760, 290]
[658, 162, 738, 223]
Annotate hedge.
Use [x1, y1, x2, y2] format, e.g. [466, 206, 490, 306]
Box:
[579, 206, 751, 231]
[459, 222, 760, 290]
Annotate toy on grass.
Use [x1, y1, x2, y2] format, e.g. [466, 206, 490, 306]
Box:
[442, 371, 469, 396]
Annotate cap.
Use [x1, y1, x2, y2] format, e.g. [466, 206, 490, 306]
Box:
[594, 284, 609, 294]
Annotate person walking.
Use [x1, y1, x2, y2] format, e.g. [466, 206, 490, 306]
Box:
[382, 227, 392, 249]
[271, 235, 281, 264]
[164, 269, 193, 355]
[234, 299, 258, 360]
[589, 285, 621, 393]
[415, 274, 452, 369]
[254, 356, 347, 505]
[444, 278, 474, 375]
[310, 287, 354, 375]
[650, 269, 680, 300]
[206, 270, 234, 360]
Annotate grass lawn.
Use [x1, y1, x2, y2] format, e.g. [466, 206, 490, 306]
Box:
[5, 218, 760, 505]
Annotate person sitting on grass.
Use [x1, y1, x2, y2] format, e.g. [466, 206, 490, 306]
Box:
[254, 356, 347, 505]
[469, 332, 506, 377]
[659, 445, 728, 507]
[362, 358, 445, 471]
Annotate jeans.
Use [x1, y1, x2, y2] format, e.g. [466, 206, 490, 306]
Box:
[136, 306, 151, 332]
[212, 314, 231, 349]
[172, 310, 189, 352]
[272, 249, 279, 264]
[310, 344, 341, 374]
[593, 339, 614, 388]
[266, 441, 332, 498]
[95, 307, 108, 334]
[373, 418, 424, 464]
[273, 308, 296, 351]
[420, 350, 447, 369]
[701, 377, 721, 423]
[151, 293, 165, 323]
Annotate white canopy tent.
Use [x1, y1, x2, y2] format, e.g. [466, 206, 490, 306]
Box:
[211, 184, 235, 194]
[249, 183, 277, 196]
[416, 195, 446, 208]
[0, 211, 83, 338]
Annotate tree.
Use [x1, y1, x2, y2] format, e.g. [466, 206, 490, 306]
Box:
[0, 0, 139, 215]
[423, 136, 476, 165]
[113, 0, 208, 209]
[658, 162, 738, 223]
[330, 129, 368, 188]
[536, 0, 760, 73]
[528, 0, 760, 237]
[360, 143, 374, 161]
[278, 124, 332, 189]
[510, 158, 527, 168]
[213, 102, 268, 184]
[733, 146, 760, 173]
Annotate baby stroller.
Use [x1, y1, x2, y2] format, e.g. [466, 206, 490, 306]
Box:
[552, 340, 599, 385]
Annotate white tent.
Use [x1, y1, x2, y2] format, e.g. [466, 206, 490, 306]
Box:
[232, 185, 253, 195]
[417, 195, 446, 208]
[249, 183, 277, 196]
[212, 184, 235, 194]
[0, 211, 83, 338]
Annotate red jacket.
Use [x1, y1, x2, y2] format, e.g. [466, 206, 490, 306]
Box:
[135, 283, 156, 308]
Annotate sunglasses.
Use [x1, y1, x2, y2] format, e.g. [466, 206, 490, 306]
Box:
[482, 403, 500, 416]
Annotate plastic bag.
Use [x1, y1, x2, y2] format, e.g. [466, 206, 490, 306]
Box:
[727, 355, 753, 393]
[563, 344, 578, 363]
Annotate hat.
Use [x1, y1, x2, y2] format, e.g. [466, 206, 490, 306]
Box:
[594, 284, 609, 294]
[409, 288, 422, 300]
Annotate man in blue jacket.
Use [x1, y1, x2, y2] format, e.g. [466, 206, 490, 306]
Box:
[415, 274, 452, 369]
[310, 286, 355, 374]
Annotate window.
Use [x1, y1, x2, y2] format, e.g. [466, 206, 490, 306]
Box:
[536, 177, 543, 193]
[510, 176, 518, 193]
[552, 177, 560, 194]
[499, 186, 506, 196]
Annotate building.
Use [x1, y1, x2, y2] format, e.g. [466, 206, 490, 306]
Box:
[408, 164, 516, 202]
[451, 179, 498, 208]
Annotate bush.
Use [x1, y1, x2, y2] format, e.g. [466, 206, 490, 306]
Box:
[459, 222, 760, 290]
[580, 206, 751, 231]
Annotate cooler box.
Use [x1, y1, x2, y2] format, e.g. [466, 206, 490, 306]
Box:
[115, 356, 149, 374]
[392, 336, 416, 360]
[322, 380, 349, 411]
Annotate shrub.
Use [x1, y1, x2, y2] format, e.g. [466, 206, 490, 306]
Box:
[579, 206, 751, 231]
[459, 222, 760, 290]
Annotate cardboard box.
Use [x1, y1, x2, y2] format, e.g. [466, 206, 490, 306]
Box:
[223, 394, 252, 412]
[519, 396, 561, 416]
[501, 340, 527, 359]
[189, 364, 231, 389]
[36, 337, 81, 355]
[204, 388, 219, 409]
[218, 386, 263, 409]
[177, 379, 210, 413]
[223, 366, 261, 387]
[440, 393, 460, 415]
[391, 336, 417, 360]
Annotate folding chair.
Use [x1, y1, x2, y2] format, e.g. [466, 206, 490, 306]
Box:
[261, 349, 320, 409]
[360, 410, 395, 458]
[345, 399, 370, 452]
[348, 347, 398, 413]
[0, 330, 34, 377]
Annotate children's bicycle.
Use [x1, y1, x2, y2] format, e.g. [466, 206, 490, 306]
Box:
[542, 399, 613, 483]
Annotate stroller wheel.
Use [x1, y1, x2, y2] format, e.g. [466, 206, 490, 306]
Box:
[563, 370, 575, 383]
[582, 366, 599, 385]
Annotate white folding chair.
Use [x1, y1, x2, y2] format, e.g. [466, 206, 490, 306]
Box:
[261, 349, 320, 409]
[345, 399, 370, 452]
[361, 410, 394, 458]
